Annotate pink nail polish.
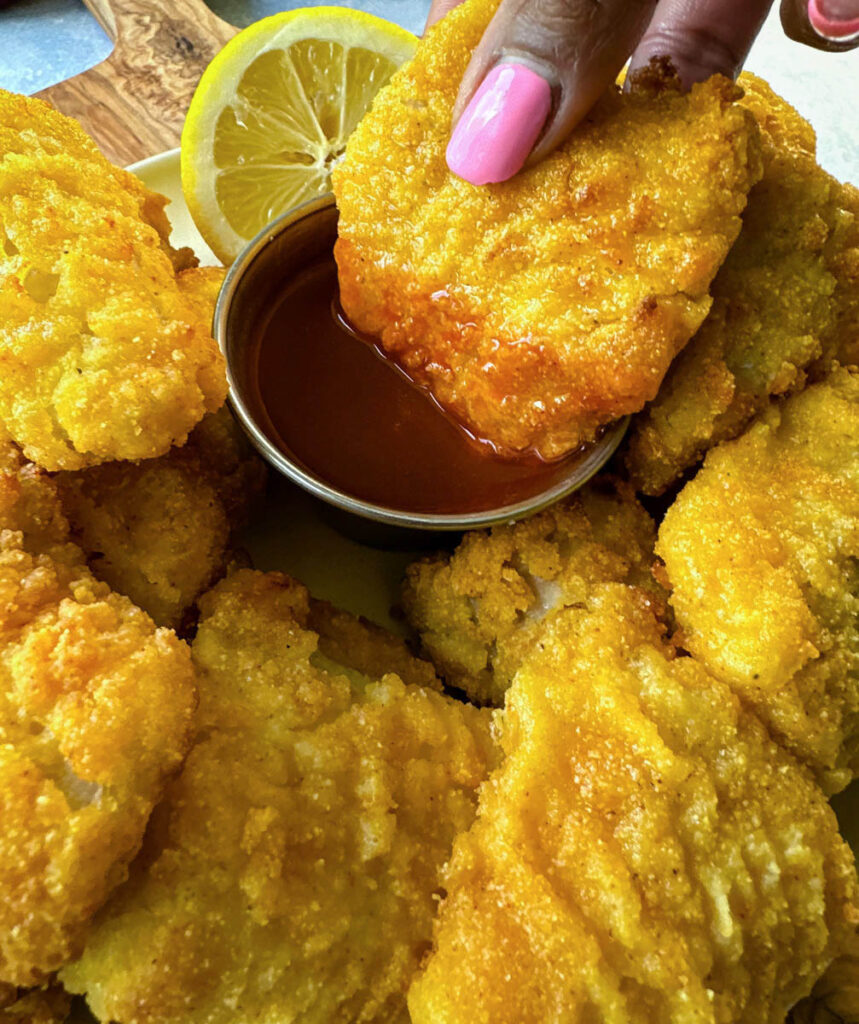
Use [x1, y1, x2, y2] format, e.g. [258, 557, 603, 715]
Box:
[807, 0, 859, 39]
[446, 63, 552, 186]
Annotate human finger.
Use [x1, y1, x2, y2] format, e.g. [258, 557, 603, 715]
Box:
[425, 0, 465, 31]
[627, 0, 774, 87]
[781, 0, 859, 50]
[445, 0, 657, 185]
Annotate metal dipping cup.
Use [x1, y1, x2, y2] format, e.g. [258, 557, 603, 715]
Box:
[215, 194, 629, 540]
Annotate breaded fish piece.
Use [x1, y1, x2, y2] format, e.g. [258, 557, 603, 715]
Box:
[656, 368, 859, 793]
[0, 983, 70, 1023]
[333, 0, 761, 459]
[55, 454, 230, 631]
[403, 479, 663, 705]
[626, 75, 859, 495]
[52, 268, 267, 630]
[62, 570, 497, 1024]
[0, 90, 227, 471]
[54, 405, 266, 630]
[0, 467, 196, 986]
[408, 587, 859, 1024]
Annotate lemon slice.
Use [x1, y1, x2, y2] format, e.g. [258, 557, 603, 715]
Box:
[181, 7, 417, 264]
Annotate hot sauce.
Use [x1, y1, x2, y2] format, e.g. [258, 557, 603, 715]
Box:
[246, 259, 586, 515]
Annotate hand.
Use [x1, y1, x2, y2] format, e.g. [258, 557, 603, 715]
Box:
[432, 0, 859, 185]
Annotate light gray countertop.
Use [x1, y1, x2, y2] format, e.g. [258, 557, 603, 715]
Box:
[0, 0, 856, 179]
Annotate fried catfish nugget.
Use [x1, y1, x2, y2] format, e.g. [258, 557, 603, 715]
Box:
[62, 570, 497, 1024]
[626, 75, 859, 494]
[657, 368, 859, 793]
[333, 0, 761, 459]
[54, 270, 267, 629]
[0, 91, 226, 471]
[408, 587, 859, 1024]
[0, 470, 196, 986]
[403, 479, 663, 705]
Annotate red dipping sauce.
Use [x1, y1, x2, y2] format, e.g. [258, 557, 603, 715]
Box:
[245, 259, 585, 515]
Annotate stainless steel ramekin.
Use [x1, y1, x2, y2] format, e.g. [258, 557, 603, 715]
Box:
[215, 193, 628, 533]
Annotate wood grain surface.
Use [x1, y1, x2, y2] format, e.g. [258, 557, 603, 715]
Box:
[35, 0, 237, 166]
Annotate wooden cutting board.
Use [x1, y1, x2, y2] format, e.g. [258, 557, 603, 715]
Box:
[35, 0, 238, 166]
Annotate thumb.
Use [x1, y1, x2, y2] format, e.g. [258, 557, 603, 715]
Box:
[446, 0, 657, 185]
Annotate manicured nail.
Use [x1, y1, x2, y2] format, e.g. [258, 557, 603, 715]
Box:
[446, 63, 552, 186]
[807, 0, 859, 39]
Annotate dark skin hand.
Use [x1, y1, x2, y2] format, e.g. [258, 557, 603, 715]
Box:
[433, 0, 859, 185]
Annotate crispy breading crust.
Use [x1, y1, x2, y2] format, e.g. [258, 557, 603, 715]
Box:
[308, 599, 441, 691]
[333, 0, 761, 458]
[0, 91, 226, 470]
[52, 268, 267, 630]
[626, 74, 859, 495]
[403, 479, 664, 704]
[55, 458, 230, 631]
[408, 588, 859, 1024]
[0, 467, 197, 986]
[656, 367, 859, 793]
[62, 570, 498, 1024]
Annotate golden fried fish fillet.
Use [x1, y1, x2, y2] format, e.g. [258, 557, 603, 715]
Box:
[626, 74, 859, 495]
[62, 570, 497, 1024]
[333, 0, 761, 459]
[0, 465, 196, 986]
[53, 268, 267, 630]
[0, 90, 227, 471]
[656, 367, 859, 793]
[403, 479, 663, 705]
[0, 982, 70, 1023]
[408, 587, 859, 1024]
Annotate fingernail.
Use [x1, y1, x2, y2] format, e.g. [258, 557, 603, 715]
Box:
[446, 63, 552, 186]
[807, 0, 859, 39]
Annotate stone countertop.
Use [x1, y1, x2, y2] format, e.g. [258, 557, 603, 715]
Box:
[0, 0, 856, 179]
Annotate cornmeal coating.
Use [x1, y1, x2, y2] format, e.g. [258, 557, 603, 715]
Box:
[56, 403, 266, 630]
[0, 470, 196, 986]
[50, 265, 266, 629]
[657, 368, 859, 793]
[403, 479, 663, 705]
[62, 570, 497, 1024]
[0, 983, 71, 1023]
[333, 0, 760, 459]
[308, 598, 441, 691]
[408, 587, 859, 1024]
[626, 75, 859, 494]
[0, 90, 226, 471]
[55, 455, 229, 631]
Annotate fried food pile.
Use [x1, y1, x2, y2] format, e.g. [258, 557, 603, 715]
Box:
[333, 0, 762, 459]
[626, 75, 859, 494]
[657, 369, 859, 794]
[408, 589, 858, 1024]
[62, 570, 497, 1024]
[1, 39, 858, 1024]
[404, 479, 664, 705]
[0, 90, 226, 471]
[0, 452, 196, 987]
